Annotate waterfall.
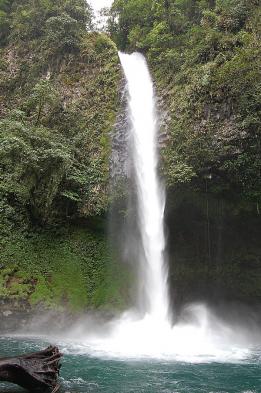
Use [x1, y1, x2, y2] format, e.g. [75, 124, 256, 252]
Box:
[119, 52, 169, 321]
[62, 53, 251, 363]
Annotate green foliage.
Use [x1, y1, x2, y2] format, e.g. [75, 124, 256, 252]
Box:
[44, 13, 81, 55]
[0, 0, 11, 45]
[108, 0, 206, 52]
[0, 1, 122, 312]
[0, 2, 120, 223]
[0, 225, 130, 311]
[27, 79, 60, 124]
[5, 0, 92, 46]
[108, 0, 154, 50]
[0, 117, 71, 223]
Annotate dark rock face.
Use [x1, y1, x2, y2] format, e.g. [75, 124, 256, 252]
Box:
[165, 190, 261, 314]
[110, 80, 130, 182]
[0, 300, 73, 335]
[0, 300, 31, 334]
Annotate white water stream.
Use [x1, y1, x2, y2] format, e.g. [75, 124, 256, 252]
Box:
[119, 52, 169, 321]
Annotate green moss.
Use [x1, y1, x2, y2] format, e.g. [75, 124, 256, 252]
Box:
[29, 276, 54, 308]
[92, 259, 132, 310]
[0, 224, 130, 311]
[0, 267, 33, 299]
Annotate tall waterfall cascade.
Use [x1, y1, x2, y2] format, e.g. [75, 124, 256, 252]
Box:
[119, 52, 169, 322]
[65, 52, 251, 362]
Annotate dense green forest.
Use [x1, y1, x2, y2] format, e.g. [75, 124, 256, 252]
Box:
[0, 0, 260, 313]
[0, 0, 125, 311]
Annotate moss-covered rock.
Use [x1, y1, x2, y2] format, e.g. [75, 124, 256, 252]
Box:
[0, 222, 130, 311]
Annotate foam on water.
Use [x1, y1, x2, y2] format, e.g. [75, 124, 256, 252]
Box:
[59, 303, 252, 362]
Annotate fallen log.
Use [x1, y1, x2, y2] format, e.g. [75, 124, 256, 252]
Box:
[0, 345, 62, 392]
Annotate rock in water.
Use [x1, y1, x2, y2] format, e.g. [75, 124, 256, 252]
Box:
[0, 345, 62, 391]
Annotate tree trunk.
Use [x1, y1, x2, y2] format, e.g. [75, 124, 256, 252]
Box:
[0, 345, 62, 392]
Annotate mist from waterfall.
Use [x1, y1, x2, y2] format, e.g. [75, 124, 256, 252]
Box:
[118, 52, 169, 322]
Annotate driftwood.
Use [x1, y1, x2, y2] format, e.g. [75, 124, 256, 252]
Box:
[0, 345, 62, 392]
